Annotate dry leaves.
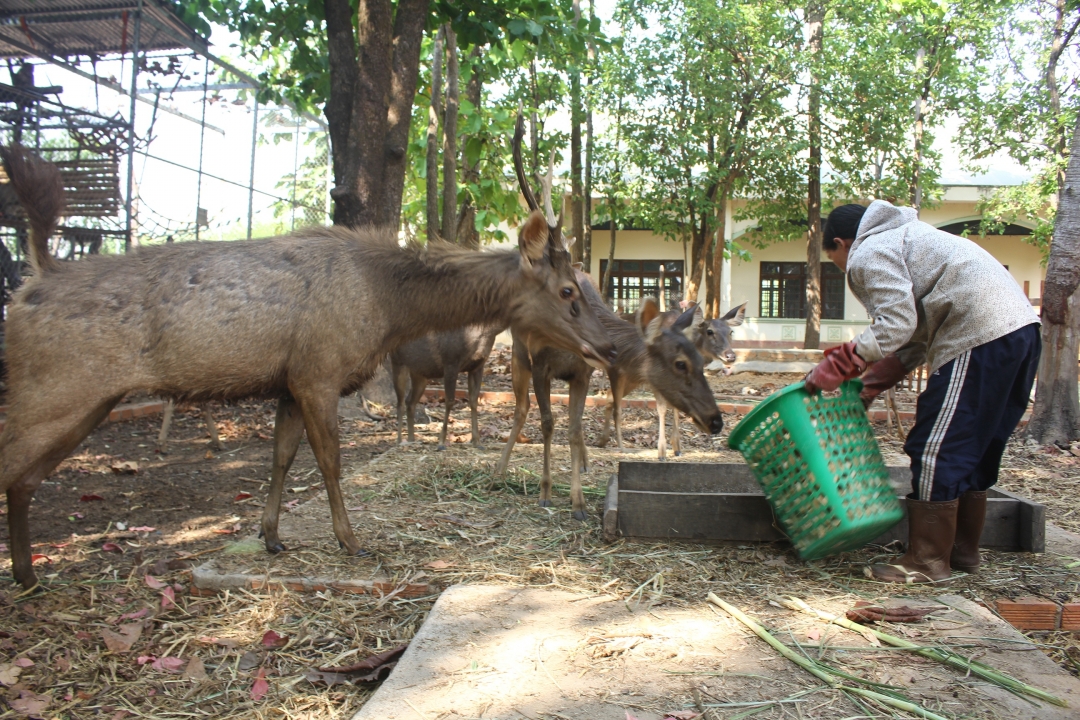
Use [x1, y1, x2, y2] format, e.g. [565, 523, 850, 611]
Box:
[102, 623, 142, 653]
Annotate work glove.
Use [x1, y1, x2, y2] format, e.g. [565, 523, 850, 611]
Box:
[804, 341, 867, 394]
[858, 354, 909, 409]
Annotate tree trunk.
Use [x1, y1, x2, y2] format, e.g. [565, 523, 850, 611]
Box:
[529, 60, 540, 177]
[804, 0, 824, 349]
[706, 196, 726, 319]
[457, 48, 483, 249]
[603, 198, 617, 306]
[1027, 115, 1080, 445]
[909, 45, 934, 215]
[441, 24, 459, 243]
[569, 0, 584, 264]
[425, 27, 443, 241]
[325, 0, 429, 229]
[583, 0, 595, 274]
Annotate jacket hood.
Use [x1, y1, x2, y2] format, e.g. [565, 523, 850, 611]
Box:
[852, 200, 918, 249]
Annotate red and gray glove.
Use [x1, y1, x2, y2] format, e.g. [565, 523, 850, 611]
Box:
[804, 341, 867, 394]
[858, 354, 909, 409]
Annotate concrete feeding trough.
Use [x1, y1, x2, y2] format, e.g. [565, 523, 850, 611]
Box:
[603, 461, 1045, 552]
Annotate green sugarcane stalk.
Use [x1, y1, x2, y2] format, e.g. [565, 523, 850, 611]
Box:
[707, 594, 952, 720]
[781, 596, 1067, 708]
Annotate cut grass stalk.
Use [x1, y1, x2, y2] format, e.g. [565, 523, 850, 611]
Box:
[780, 596, 1067, 708]
[707, 593, 951, 720]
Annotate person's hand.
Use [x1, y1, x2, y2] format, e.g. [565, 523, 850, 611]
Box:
[804, 341, 867, 394]
[858, 354, 909, 408]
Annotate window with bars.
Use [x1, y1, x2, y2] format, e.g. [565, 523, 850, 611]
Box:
[759, 262, 846, 319]
[599, 260, 684, 314]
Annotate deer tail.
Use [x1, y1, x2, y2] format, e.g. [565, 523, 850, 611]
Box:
[0, 144, 65, 275]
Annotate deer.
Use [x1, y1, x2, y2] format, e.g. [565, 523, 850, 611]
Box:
[0, 133, 616, 589]
[391, 323, 505, 449]
[650, 302, 746, 457]
[156, 400, 223, 452]
[496, 281, 725, 519]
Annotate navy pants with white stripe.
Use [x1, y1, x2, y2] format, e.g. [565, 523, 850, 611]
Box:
[903, 323, 1041, 502]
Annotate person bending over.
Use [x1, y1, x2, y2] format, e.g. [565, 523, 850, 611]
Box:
[804, 200, 1040, 584]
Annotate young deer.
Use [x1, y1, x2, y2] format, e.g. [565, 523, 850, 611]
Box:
[653, 302, 745, 457]
[391, 323, 505, 449]
[497, 282, 723, 519]
[0, 140, 615, 588]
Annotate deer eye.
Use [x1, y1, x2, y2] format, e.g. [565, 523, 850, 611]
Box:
[706, 329, 714, 335]
[560, 287, 573, 299]
[675, 360, 688, 372]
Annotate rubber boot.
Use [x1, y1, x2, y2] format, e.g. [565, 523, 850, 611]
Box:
[950, 491, 987, 573]
[869, 498, 958, 584]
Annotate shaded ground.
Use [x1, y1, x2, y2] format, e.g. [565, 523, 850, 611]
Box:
[1, 380, 1078, 720]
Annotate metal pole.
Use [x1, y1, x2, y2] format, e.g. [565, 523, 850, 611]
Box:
[123, 0, 143, 253]
[290, 114, 300, 231]
[324, 133, 332, 224]
[246, 97, 258, 239]
[195, 57, 209, 241]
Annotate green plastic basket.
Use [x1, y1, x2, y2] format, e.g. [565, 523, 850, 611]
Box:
[727, 379, 903, 560]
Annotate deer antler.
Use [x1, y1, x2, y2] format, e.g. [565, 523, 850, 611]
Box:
[512, 111, 541, 213]
[538, 151, 557, 227]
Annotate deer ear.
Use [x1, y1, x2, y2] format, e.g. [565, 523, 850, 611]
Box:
[672, 303, 697, 332]
[723, 302, 747, 327]
[572, 262, 583, 271]
[637, 297, 662, 344]
[691, 304, 704, 326]
[518, 210, 548, 264]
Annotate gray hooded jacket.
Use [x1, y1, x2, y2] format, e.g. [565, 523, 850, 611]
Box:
[847, 200, 1039, 373]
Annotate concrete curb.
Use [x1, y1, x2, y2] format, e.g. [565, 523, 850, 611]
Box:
[190, 559, 437, 599]
[0, 399, 165, 433]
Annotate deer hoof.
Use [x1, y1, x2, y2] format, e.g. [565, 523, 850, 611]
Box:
[674, 450, 681, 457]
[266, 541, 286, 554]
[538, 499, 553, 508]
[572, 510, 588, 522]
[436, 444, 447, 451]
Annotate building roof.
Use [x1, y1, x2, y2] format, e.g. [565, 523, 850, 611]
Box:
[0, 0, 207, 59]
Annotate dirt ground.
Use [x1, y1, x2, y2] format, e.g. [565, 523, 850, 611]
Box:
[1, 369, 1079, 720]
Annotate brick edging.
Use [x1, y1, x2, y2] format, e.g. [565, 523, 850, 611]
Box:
[0, 399, 165, 433]
[995, 596, 1080, 630]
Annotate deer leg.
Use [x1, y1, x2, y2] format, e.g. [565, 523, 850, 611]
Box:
[672, 407, 681, 457]
[598, 390, 613, 448]
[392, 363, 409, 445]
[535, 374, 555, 508]
[3, 395, 121, 588]
[405, 371, 427, 443]
[202, 404, 223, 451]
[657, 399, 668, 460]
[438, 366, 458, 451]
[260, 396, 305, 553]
[467, 362, 484, 448]
[295, 388, 363, 556]
[495, 354, 532, 477]
[156, 399, 176, 452]
[568, 373, 589, 520]
[613, 380, 625, 450]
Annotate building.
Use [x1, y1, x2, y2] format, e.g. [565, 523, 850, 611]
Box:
[585, 186, 1043, 348]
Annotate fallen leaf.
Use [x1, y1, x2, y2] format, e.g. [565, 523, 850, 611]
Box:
[101, 542, 124, 554]
[261, 630, 288, 649]
[111, 461, 139, 474]
[49, 542, 71, 549]
[137, 655, 156, 665]
[13, 658, 34, 668]
[238, 651, 262, 671]
[10, 689, 50, 717]
[129, 526, 156, 533]
[30, 554, 52, 565]
[233, 492, 253, 502]
[55, 655, 71, 673]
[424, 560, 453, 570]
[151, 657, 185, 674]
[251, 668, 269, 701]
[74, 631, 93, 641]
[0, 662, 22, 685]
[626, 712, 641, 720]
[308, 644, 406, 686]
[183, 656, 207, 681]
[807, 628, 821, 641]
[118, 609, 149, 622]
[288, 486, 310, 493]
[161, 586, 176, 610]
[663, 713, 701, 720]
[80, 494, 104, 502]
[144, 575, 166, 590]
[102, 624, 142, 653]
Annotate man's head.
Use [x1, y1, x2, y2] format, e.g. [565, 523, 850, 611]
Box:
[822, 203, 867, 272]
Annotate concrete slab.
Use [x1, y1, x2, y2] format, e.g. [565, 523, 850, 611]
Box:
[715, 360, 817, 375]
[350, 586, 1080, 720]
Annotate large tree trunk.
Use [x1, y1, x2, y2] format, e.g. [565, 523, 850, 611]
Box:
[325, 0, 430, 229]
[441, 25, 459, 243]
[1027, 116, 1080, 445]
[425, 26, 444, 241]
[909, 43, 936, 214]
[457, 48, 483, 250]
[569, 0, 585, 264]
[706, 195, 727, 319]
[804, 0, 824, 349]
[602, 198, 617, 305]
[583, 0, 595, 274]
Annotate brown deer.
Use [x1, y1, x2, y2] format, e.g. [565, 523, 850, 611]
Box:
[496, 283, 724, 519]
[653, 302, 745, 457]
[391, 323, 505, 449]
[156, 400, 223, 452]
[0, 137, 615, 589]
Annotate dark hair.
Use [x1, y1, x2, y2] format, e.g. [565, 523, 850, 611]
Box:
[822, 204, 867, 250]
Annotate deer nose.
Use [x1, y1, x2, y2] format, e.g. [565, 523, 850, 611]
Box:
[724, 350, 737, 363]
[708, 415, 724, 435]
